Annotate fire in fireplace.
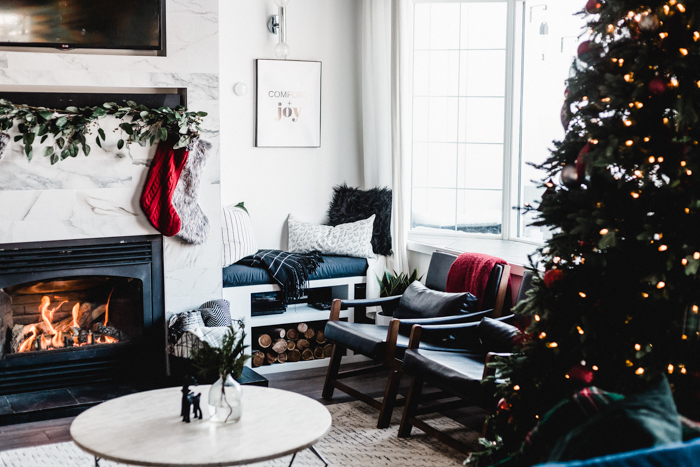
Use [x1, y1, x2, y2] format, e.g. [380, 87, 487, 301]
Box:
[6, 276, 143, 357]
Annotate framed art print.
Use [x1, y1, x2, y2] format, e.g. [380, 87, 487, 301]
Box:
[255, 59, 322, 148]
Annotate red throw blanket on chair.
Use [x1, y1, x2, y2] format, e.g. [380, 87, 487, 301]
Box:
[446, 252, 511, 311]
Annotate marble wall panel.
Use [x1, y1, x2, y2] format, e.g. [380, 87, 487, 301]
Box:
[0, 0, 221, 315]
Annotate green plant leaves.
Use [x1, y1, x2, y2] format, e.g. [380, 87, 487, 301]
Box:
[0, 99, 206, 165]
[377, 268, 424, 297]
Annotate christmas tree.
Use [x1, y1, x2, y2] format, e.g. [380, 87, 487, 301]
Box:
[473, 0, 700, 464]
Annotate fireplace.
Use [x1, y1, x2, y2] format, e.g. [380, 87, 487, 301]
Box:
[0, 235, 164, 403]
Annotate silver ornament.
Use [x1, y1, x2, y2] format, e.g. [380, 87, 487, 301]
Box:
[560, 164, 578, 186]
[639, 14, 659, 32]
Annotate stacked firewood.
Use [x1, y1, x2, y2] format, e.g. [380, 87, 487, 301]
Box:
[252, 321, 333, 367]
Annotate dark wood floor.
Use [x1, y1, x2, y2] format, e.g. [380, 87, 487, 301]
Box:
[0, 363, 485, 453]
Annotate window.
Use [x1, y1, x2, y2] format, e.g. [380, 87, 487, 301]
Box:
[410, 0, 587, 243]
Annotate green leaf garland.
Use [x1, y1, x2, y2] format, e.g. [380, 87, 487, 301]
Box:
[0, 99, 208, 165]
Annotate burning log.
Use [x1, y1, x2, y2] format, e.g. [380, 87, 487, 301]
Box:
[94, 323, 121, 340]
[272, 339, 288, 354]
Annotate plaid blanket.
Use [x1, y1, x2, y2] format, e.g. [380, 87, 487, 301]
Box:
[237, 249, 323, 301]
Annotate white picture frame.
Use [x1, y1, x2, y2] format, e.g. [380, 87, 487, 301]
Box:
[255, 59, 322, 148]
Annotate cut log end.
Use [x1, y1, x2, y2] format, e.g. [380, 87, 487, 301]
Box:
[266, 351, 278, 364]
[301, 348, 314, 361]
[315, 330, 326, 344]
[297, 339, 310, 351]
[286, 329, 298, 340]
[277, 351, 288, 363]
[272, 328, 286, 339]
[288, 348, 301, 362]
[258, 334, 272, 348]
[252, 351, 265, 368]
[297, 322, 308, 334]
[286, 340, 296, 351]
[313, 347, 325, 359]
[304, 328, 316, 340]
[323, 343, 333, 358]
[272, 339, 288, 354]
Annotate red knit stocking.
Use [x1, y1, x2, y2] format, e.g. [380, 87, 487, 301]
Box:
[140, 137, 190, 237]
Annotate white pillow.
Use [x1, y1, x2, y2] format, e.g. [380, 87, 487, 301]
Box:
[288, 214, 375, 258]
[222, 204, 258, 267]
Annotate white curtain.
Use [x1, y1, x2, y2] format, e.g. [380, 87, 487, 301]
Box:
[361, 0, 413, 300]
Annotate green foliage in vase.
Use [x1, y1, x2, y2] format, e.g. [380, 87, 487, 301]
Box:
[470, 1, 700, 466]
[377, 269, 423, 297]
[0, 99, 207, 165]
[190, 320, 251, 381]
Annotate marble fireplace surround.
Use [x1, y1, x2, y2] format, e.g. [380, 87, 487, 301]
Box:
[0, 85, 223, 318]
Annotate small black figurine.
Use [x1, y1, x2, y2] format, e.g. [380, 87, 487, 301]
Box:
[188, 392, 202, 420]
[181, 375, 198, 423]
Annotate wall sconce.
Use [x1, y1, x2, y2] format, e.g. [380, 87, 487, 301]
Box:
[267, 0, 290, 59]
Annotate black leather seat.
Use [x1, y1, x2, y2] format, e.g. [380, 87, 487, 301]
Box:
[401, 349, 486, 398]
[322, 252, 512, 429]
[397, 270, 537, 453]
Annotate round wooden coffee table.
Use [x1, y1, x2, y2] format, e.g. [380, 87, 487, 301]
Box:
[70, 385, 332, 466]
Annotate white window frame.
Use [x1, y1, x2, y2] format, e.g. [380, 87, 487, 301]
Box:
[408, 0, 546, 253]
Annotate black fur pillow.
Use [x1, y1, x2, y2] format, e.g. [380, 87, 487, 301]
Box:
[327, 184, 392, 256]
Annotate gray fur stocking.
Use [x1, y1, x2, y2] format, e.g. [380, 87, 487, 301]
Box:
[172, 138, 212, 244]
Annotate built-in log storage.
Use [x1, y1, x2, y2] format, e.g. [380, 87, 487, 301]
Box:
[252, 319, 337, 367]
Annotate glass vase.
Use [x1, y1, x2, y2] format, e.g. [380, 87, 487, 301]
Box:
[208, 374, 242, 424]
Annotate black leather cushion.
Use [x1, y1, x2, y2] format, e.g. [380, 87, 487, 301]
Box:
[402, 348, 485, 398]
[425, 252, 458, 292]
[393, 281, 477, 320]
[324, 321, 469, 359]
[223, 255, 368, 287]
[477, 317, 520, 352]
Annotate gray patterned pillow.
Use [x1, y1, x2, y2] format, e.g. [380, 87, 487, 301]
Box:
[199, 299, 232, 327]
[288, 214, 375, 258]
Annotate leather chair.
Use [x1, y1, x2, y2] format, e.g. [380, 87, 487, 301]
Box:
[322, 252, 512, 428]
[397, 270, 536, 452]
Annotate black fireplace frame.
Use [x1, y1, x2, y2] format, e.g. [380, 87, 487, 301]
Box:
[0, 235, 165, 395]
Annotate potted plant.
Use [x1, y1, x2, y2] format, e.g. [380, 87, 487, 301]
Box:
[190, 319, 250, 424]
[377, 269, 423, 317]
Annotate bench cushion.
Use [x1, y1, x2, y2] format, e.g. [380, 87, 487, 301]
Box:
[402, 348, 485, 399]
[223, 255, 368, 288]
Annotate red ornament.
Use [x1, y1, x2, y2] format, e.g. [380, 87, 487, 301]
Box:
[544, 269, 565, 287]
[585, 0, 603, 14]
[648, 77, 666, 95]
[577, 41, 602, 63]
[564, 87, 571, 99]
[497, 398, 511, 412]
[576, 142, 591, 180]
[568, 364, 595, 384]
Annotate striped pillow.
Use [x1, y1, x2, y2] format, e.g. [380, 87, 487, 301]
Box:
[222, 204, 258, 267]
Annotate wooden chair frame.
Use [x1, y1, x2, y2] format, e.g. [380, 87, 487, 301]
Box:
[322, 299, 404, 428]
[322, 262, 511, 430]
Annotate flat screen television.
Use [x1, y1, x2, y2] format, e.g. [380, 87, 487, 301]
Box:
[0, 0, 165, 55]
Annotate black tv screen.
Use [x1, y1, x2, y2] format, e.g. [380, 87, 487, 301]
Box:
[0, 0, 163, 51]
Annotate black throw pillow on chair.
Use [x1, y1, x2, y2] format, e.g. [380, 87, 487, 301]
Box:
[327, 184, 393, 256]
[394, 281, 478, 319]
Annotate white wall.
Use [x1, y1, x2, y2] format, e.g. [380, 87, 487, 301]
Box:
[220, 0, 363, 250]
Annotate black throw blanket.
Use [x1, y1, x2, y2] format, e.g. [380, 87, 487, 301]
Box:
[237, 250, 323, 301]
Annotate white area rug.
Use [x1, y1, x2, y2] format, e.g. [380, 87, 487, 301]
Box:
[0, 400, 476, 466]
